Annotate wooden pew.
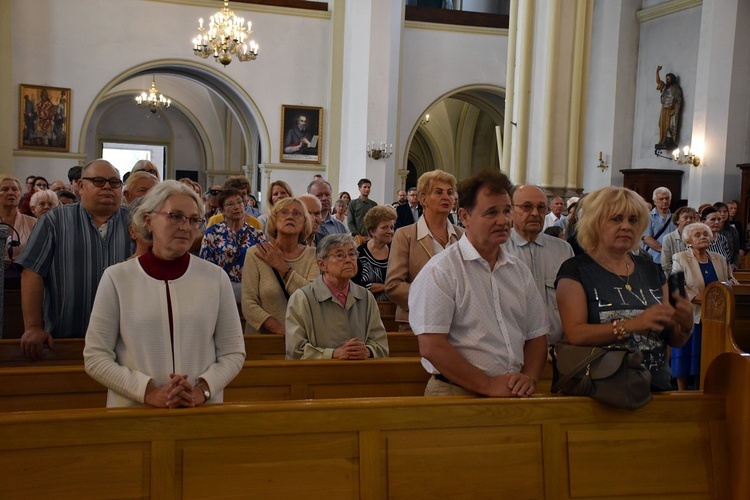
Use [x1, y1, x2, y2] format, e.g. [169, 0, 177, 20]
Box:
[2, 289, 23, 340]
[377, 300, 399, 332]
[733, 269, 750, 283]
[0, 358, 431, 412]
[1, 352, 747, 498]
[0, 332, 422, 366]
[701, 282, 750, 387]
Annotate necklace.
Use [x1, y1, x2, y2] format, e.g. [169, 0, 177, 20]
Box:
[620, 260, 632, 291]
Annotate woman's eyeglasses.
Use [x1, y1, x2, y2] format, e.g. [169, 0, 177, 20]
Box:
[325, 251, 358, 262]
[151, 211, 206, 229]
[278, 209, 304, 219]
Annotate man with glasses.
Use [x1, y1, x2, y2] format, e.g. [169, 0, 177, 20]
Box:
[503, 185, 573, 345]
[285, 233, 388, 359]
[394, 187, 422, 230]
[203, 185, 223, 219]
[17, 159, 132, 361]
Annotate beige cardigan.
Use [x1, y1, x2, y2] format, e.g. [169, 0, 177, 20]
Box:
[672, 249, 729, 324]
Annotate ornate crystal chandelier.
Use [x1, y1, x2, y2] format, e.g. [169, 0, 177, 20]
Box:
[193, 0, 259, 66]
[135, 76, 171, 114]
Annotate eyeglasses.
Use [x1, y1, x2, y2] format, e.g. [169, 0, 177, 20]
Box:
[81, 177, 123, 189]
[278, 208, 304, 219]
[223, 200, 245, 209]
[325, 251, 358, 262]
[513, 203, 548, 214]
[151, 211, 206, 229]
[206, 189, 222, 196]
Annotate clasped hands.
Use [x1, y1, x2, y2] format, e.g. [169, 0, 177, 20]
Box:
[144, 374, 205, 409]
[332, 338, 370, 360]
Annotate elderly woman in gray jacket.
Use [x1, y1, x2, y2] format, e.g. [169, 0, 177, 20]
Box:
[285, 234, 389, 360]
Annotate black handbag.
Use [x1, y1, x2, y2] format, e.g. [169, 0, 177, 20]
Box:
[551, 342, 652, 410]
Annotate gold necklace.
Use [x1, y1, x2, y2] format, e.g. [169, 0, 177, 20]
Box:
[594, 253, 632, 291]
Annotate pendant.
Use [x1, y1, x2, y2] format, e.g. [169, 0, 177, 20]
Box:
[625, 284, 632, 291]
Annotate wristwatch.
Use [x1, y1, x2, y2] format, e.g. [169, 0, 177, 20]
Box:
[197, 382, 211, 402]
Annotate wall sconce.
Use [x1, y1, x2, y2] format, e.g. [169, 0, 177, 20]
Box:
[654, 144, 701, 167]
[672, 146, 701, 167]
[421, 114, 430, 125]
[597, 151, 609, 172]
[366, 142, 392, 160]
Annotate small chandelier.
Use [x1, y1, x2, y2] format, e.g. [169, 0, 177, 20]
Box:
[193, 0, 259, 67]
[366, 142, 392, 160]
[135, 77, 171, 114]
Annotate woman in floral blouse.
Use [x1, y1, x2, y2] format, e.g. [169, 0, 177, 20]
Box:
[200, 188, 266, 301]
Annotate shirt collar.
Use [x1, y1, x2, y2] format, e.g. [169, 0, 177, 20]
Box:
[322, 274, 350, 307]
[416, 215, 458, 241]
[510, 227, 544, 247]
[458, 233, 510, 268]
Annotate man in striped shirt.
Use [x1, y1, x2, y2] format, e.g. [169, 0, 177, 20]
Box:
[17, 159, 132, 361]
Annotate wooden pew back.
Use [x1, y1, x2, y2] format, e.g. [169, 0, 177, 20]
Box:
[700, 282, 750, 387]
[0, 370, 739, 499]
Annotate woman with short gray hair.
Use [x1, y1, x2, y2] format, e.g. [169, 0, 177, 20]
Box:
[85, 180, 245, 407]
[286, 233, 389, 359]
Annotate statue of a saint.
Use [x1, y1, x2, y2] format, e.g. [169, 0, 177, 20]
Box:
[655, 66, 682, 150]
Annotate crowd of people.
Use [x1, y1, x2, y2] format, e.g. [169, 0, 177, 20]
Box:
[5, 160, 747, 407]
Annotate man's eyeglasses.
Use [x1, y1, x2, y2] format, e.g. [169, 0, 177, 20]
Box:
[325, 251, 358, 262]
[151, 211, 206, 229]
[82, 177, 123, 189]
[206, 189, 222, 196]
[513, 203, 548, 214]
[278, 208, 304, 219]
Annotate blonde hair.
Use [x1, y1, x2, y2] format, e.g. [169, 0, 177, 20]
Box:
[417, 170, 457, 198]
[0, 175, 22, 191]
[575, 187, 649, 253]
[265, 180, 294, 212]
[266, 197, 312, 244]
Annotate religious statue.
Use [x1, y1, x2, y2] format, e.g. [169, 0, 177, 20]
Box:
[655, 65, 682, 150]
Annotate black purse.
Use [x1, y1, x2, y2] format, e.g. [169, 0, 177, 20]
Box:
[551, 342, 652, 410]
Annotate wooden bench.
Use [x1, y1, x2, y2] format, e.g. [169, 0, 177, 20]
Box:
[733, 269, 750, 283]
[1, 351, 747, 498]
[700, 281, 750, 387]
[0, 332, 421, 366]
[0, 358, 431, 412]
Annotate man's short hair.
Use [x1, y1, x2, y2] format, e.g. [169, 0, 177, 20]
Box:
[357, 178, 371, 188]
[672, 206, 696, 225]
[407, 187, 417, 195]
[67, 166, 82, 183]
[652, 187, 671, 200]
[307, 179, 332, 194]
[458, 170, 513, 212]
[316, 233, 356, 260]
[224, 175, 251, 193]
[81, 159, 117, 178]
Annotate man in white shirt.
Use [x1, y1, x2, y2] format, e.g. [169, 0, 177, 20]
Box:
[543, 196, 564, 230]
[409, 171, 549, 397]
[504, 185, 574, 345]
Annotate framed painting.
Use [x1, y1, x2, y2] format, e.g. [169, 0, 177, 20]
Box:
[280, 105, 322, 163]
[19, 84, 71, 152]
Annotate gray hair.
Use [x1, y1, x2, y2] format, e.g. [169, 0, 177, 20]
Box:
[126, 196, 145, 228]
[316, 233, 356, 260]
[681, 222, 712, 243]
[132, 180, 202, 241]
[652, 186, 672, 200]
[30, 189, 59, 209]
[307, 179, 332, 194]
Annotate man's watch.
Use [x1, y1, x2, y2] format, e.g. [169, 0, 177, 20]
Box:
[197, 383, 211, 402]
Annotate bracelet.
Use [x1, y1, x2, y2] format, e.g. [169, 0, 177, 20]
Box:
[612, 318, 629, 341]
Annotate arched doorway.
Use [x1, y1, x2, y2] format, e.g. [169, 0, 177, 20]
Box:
[79, 60, 269, 191]
[406, 85, 505, 185]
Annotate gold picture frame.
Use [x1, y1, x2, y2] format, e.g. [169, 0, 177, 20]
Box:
[19, 84, 71, 152]
[280, 105, 322, 163]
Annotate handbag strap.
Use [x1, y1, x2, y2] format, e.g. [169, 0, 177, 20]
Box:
[653, 217, 671, 241]
[551, 347, 609, 393]
[272, 267, 290, 300]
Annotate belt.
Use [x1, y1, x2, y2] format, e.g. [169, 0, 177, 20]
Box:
[434, 374, 457, 386]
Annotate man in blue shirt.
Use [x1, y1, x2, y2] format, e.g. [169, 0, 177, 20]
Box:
[642, 186, 676, 264]
[308, 179, 348, 240]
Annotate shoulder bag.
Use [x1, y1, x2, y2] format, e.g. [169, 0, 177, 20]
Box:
[551, 342, 652, 410]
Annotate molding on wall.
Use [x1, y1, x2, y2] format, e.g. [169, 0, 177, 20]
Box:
[146, 0, 331, 19]
[637, 0, 702, 23]
[404, 20, 507, 37]
[260, 162, 325, 172]
[13, 149, 87, 161]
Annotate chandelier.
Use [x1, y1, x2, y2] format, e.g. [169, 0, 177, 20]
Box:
[135, 76, 171, 114]
[193, 0, 259, 66]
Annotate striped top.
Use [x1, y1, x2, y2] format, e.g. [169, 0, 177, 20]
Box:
[16, 202, 132, 338]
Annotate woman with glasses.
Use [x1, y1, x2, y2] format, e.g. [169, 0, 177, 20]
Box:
[19, 176, 49, 216]
[385, 170, 464, 330]
[242, 197, 318, 334]
[29, 189, 59, 218]
[84, 180, 245, 407]
[286, 233, 389, 359]
[131, 159, 161, 180]
[200, 188, 266, 302]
